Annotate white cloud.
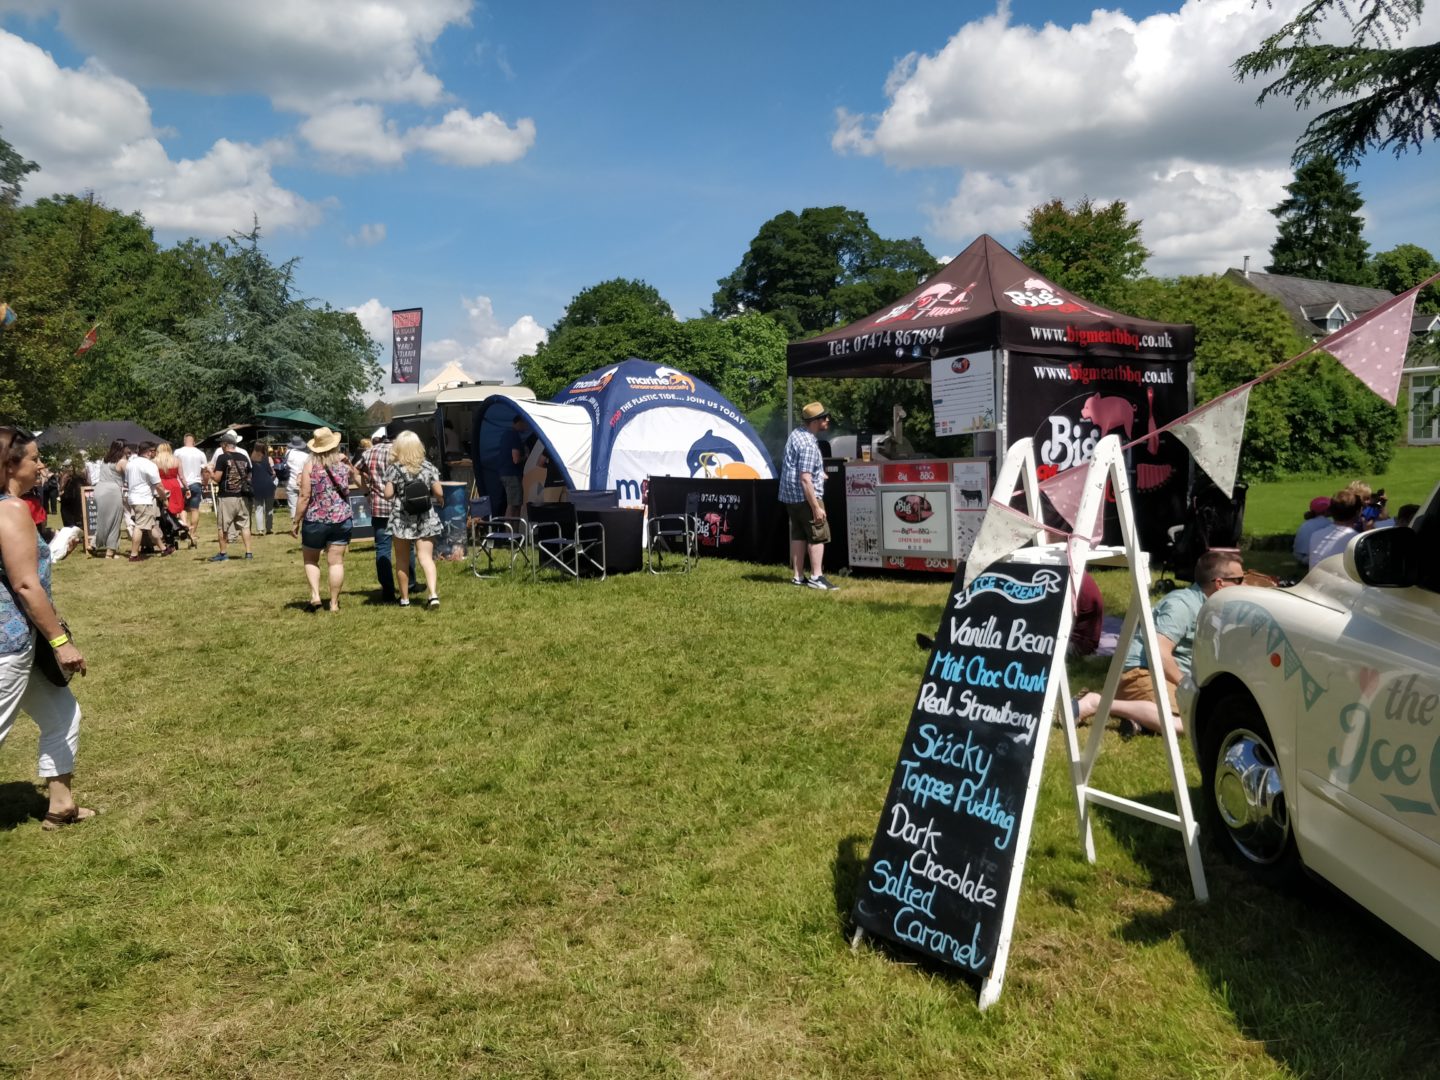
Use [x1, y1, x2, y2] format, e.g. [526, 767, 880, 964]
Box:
[14, 0, 469, 108]
[346, 223, 387, 248]
[834, 0, 1343, 273]
[0, 30, 321, 233]
[347, 295, 545, 385]
[300, 104, 406, 166]
[407, 109, 536, 168]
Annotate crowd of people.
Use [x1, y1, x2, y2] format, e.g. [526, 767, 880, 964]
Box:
[1292, 481, 1420, 569]
[27, 424, 450, 612]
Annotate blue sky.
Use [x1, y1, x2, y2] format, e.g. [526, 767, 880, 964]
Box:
[2, 0, 1436, 388]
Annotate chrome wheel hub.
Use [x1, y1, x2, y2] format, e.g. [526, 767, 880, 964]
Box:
[1214, 728, 1289, 865]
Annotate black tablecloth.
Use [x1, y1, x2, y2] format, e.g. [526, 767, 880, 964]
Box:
[577, 507, 645, 574]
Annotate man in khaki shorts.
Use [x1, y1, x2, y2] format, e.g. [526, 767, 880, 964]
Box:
[208, 430, 254, 562]
[1075, 549, 1245, 734]
[123, 441, 171, 561]
[779, 401, 838, 591]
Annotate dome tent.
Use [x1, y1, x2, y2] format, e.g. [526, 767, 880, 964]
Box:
[471, 360, 774, 509]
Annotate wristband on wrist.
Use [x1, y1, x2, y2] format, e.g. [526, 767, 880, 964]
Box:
[48, 632, 70, 648]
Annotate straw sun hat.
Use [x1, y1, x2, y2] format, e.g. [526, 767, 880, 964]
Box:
[307, 427, 342, 453]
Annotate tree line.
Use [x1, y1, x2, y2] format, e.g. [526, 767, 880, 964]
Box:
[0, 129, 381, 442]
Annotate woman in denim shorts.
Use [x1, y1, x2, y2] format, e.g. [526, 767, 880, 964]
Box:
[289, 428, 353, 613]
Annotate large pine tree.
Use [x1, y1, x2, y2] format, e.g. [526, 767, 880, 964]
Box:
[1267, 155, 1372, 284]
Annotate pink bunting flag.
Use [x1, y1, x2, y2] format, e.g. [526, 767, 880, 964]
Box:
[1038, 467, 1104, 543]
[1319, 289, 1417, 405]
[1168, 387, 1250, 497]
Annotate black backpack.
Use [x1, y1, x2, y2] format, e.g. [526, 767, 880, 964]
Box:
[398, 471, 432, 515]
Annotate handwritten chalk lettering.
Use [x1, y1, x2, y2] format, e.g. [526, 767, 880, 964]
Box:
[868, 859, 938, 917]
[912, 724, 993, 786]
[930, 650, 967, 684]
[887, 801, 943, 854]
[917, 682, 956, 716]
[950, 614, 1002, 649]
[908, 848, 999, 908]
[953, 689, 1040, 744]
[892, 909, 987, 970]
[899, 759, 955, 809]
[1005, 618, 1056, 656]
[954, 782, 1017, 850]
[1004, 661, 1049, 694]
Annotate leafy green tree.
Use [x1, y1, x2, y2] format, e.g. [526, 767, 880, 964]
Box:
[1017, 196, 1150, 307]
[1118, 274, 1399, 478]
[517, 278, 789, 412]
[1267, 155, 1372, 284]
[143, 222, 381, 435]
[711, 207, 938, 339]
[0, 193, 216, 427]
[1235, 0, 1439, 165]
[0, 127, 37, 280]
[1371, 242, 1440, 312]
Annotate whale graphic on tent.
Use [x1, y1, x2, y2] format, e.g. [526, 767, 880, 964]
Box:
[471, 359, 773, 508]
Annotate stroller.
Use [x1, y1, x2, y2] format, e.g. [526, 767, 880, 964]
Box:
[159, 505, 191, 549]
[1159, 477, 1247, 585]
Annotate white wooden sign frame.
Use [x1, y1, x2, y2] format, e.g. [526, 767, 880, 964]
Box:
[852, 434, 1207, 1011]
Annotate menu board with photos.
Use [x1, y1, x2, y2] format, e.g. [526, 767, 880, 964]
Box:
[852, 559, 1068, 979]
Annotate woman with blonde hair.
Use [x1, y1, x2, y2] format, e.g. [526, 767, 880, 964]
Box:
[154, 442, 185, 521]
[289, 428, 353, 613]
[382, 430, 443, 608]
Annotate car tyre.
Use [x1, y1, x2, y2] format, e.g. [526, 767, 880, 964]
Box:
[1198, 691, 1301, 887]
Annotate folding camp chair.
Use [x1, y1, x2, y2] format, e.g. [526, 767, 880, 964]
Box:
[646, 490, 699, 574]
[528, 502, 606, 582]
[469, 496, 531, 578]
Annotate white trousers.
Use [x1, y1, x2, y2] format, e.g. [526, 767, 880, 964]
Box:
[0, 634, 81, 778]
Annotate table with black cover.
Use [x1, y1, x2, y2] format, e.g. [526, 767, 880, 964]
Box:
[647, 477, 788, 564]
[576, 507, 644, 575]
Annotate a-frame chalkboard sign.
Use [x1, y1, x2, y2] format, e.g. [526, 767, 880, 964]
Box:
[851, 434, 1207, 1009]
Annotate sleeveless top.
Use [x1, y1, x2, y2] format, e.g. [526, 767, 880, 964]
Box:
[0, 494, 52, 656]
[304, 462, 353, 524]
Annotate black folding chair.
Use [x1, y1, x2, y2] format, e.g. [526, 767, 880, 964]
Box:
[469, 495, 530, 579]
[529, 502, 606, 582]
[646, 490, 699, 574]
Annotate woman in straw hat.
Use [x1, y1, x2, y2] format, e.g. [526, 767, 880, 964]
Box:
[289, 427, 354, 613]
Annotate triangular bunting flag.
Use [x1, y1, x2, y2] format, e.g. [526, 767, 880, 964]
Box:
[963, 501, 1043, 589]
[1169, 388, 1250, 497]
[1038, 467, 1103, 542]
[1266, 622, 1283, 653]
[1066, 536, 1088, 612]
[1301, 672, 1325, 710]
[1282, 643, 1301, 678]
[1320, 290, 1417, 405]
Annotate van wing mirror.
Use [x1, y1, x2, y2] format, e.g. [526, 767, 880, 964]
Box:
[1347, 527, 1421, 588]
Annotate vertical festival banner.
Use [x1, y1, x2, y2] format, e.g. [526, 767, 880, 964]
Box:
[853, 559, 1068, 981]
[391, 307, 423, 384]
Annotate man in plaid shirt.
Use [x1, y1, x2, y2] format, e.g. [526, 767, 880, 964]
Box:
[779, 401, 838, 590]
[358, 427, 409, 603]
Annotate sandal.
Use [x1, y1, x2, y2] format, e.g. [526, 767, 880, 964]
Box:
[42, 806, 96, 831]
[303, 600, 323, 613]
[427, 596, 440, 609]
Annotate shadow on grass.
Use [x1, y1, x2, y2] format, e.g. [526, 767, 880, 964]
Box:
[0, 780, 48, 830]
[1097, 792, 1440, 1077]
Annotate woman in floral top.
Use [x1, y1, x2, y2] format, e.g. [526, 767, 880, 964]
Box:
[382, 431, 443, 608]
[289, 427, 353, 613]
[0, 427, 93, 829]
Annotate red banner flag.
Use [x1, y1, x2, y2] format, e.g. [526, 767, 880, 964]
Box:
[74, 323, 99, 355]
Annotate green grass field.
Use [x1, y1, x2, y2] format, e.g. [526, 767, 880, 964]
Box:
[1, 529, 1437, 1078]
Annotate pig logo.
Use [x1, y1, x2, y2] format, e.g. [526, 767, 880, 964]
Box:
[1080, 393, 1136, 438]
[893, 494, 934, 523]
[951, 356, 970, 374]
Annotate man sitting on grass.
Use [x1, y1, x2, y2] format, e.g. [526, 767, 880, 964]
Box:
[1074, 549, 1245, 735]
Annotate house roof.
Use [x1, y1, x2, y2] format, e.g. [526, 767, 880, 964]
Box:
[1225, 268, 1396, 339]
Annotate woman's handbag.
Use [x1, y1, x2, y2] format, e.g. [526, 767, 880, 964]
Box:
[32, 620, 73, 687]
